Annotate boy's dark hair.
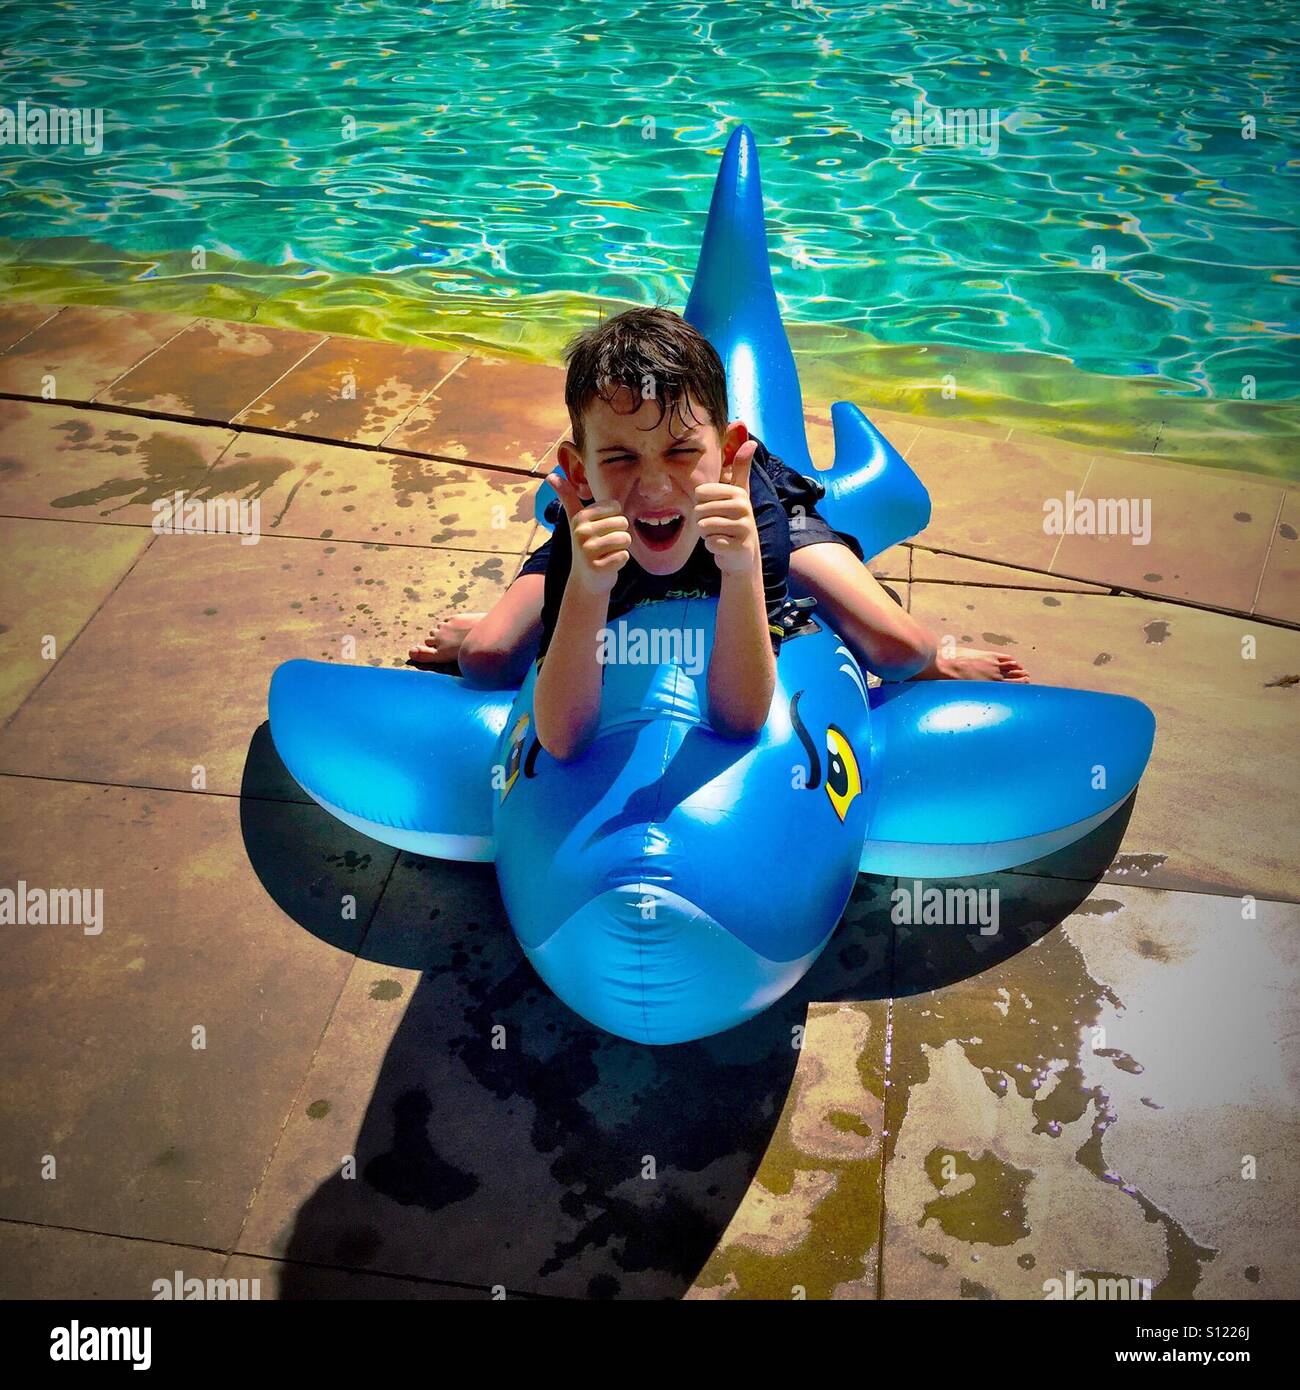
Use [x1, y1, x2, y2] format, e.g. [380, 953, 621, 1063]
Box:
[562, 306, 729, 453]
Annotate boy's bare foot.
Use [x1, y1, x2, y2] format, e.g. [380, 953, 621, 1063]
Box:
[914, 646, 1030, 683]
[407, 612, 486, 667]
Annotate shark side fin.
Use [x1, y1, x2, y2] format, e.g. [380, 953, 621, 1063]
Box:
[860, 681, 1156, 878]
[269, 660, 515, 861]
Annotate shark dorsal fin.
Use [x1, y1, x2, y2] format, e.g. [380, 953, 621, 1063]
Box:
[684, 124, 815, 472]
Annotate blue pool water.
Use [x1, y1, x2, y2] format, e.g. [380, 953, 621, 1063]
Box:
[0, 0, 1297, 455]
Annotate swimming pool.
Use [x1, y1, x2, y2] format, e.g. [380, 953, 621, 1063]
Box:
[1, 0, 1296, 474]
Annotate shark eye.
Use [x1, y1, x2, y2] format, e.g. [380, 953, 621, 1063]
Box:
[824, 724, 862, 822]
[500, 715, 530, 801]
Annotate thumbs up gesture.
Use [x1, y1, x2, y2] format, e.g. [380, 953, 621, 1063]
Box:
[694, 436, 760, 575]
[547, 469, 631, 595]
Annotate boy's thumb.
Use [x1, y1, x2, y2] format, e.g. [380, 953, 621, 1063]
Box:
[547, 469, 584, 520]
[725, 438, 758, 491]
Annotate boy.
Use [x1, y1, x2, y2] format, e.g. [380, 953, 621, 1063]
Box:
[409, 310, 1028, 724]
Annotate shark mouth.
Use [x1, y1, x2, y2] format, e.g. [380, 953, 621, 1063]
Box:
[633, 512, 685, 552]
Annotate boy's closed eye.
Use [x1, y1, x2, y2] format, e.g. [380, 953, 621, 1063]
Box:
[599, 445, 701, 466]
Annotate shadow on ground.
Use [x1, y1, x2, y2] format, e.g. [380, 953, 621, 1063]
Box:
[238, 722, 1125, 1298]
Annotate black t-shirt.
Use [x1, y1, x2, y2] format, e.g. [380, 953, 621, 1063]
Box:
[537, 440, 792, 661]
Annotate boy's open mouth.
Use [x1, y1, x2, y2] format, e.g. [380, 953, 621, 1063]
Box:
[633, 511, 685, 552]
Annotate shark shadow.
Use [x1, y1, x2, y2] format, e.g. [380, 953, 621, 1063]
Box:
[237, 722, 1124, 1298]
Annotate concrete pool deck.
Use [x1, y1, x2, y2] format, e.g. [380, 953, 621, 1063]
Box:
[0, 302, 1296, 1300]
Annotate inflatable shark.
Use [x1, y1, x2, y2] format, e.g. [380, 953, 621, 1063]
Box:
[269, 126, 1155, 1044]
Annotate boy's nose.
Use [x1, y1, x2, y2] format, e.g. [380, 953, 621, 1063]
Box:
[635, 464, 674, 501]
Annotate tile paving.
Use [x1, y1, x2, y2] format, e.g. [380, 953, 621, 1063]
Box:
[0, 303, 1294, 1300]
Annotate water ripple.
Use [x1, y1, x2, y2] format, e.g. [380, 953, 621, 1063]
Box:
[0, 0, 1296, 403]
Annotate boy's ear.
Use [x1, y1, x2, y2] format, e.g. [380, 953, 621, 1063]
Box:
[556, 440, 590, 495]
[720, 421, 750, 479]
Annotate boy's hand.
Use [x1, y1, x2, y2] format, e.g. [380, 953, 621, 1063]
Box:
[548, 470, 631, 595]
[695, 438, 760, 575]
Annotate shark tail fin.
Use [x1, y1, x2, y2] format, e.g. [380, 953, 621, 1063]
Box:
[815, 402, 932, 561]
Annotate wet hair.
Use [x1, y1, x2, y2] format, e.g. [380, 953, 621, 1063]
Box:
[562, 306, 729, 454]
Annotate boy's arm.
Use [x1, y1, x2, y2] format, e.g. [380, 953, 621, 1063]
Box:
[708, 556, 777, 738]
[532, 474, 630, 761]
[694, 441, 777, 739]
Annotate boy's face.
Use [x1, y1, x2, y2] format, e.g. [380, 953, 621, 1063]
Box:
[558, 386, 747, 576]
